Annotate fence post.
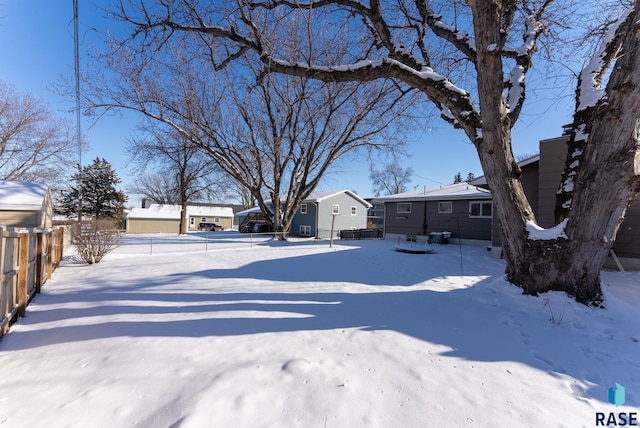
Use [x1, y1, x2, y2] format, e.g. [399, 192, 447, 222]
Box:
[35, 231, 44, 293]
[17, 232, 29, 317]
[55, 227, 63, 268]
[47, 230, 55, 279]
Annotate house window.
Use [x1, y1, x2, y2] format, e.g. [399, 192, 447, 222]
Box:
[332, 204, 340, 215]
[214, 217, 220, 223]
[201, 217, 207, 223]
[397, 202, 412, 214]
[300, 225, 311, 236]
[300, 204, 308, 214]
[469, 201, 492, 218]
[351, 206, 357, 215]
[438, 201, 452, 214]
[190, 217, 195, 226]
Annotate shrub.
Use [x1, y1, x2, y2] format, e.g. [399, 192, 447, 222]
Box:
[71, 219, 122, 264]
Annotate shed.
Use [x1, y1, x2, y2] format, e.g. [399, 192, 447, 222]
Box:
[0, 181, 53, 228]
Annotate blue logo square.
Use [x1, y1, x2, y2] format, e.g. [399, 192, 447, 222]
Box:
[608, 383, 625, 407]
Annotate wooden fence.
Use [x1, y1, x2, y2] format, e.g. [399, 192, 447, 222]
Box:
[0, 227, 64, 337]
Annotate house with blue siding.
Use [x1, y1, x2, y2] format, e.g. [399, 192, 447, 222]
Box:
[292, 190, 372, 238]
[237, 190, 372, 238]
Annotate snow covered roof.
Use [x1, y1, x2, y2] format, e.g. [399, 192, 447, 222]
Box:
[234, 207, 261, 217]
[304, 189, 372, 208]
[127, 204, 234, 220]
[373, 182, 491, 203]
[0, 180, 50, 211]
[258, 189, 372, 211]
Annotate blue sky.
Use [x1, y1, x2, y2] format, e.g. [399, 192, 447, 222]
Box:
[0, 1, 577, 204]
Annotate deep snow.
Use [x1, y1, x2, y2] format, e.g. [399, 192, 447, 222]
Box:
[0, 232, 638, 427]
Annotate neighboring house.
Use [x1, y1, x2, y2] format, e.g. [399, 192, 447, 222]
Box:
[366, 199, 385, 229]
[293, 190, 372, 238]
[237, 190, 372, 238]
[0, 181, 53, 228]
[472, 135, 640, 270]
[374, 183, 493, 245]
[126, 204, 234, 234]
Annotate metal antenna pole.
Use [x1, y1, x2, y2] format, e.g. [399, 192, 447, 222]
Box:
[73, 0, 82, 223]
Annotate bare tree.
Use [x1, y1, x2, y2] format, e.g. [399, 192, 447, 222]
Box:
[86, 33, 413, 239]
[107, 0, 640, 304]
[0, 80, 80, 185]
[128, 173, 181, 205]
[126, 124, 231, 234]
[370, 162, 413, 196]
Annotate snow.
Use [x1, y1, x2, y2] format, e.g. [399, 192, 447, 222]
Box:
[0, 180, 49, 210]
[577, 6, 634, 112]
[526, 219, 568, 240]
[374, 182, 490, 202]
[1, 232, 639, 427]
[127, 204, 233, 220]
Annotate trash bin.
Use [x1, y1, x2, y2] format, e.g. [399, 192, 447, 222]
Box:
[428, 231, 451, 244]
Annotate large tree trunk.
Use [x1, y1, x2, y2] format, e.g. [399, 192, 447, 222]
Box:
[472, 0, 640, 305]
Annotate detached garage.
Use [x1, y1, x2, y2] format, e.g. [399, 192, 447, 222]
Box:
[0, 181, 53, 228]
[126, 205, 182, 234]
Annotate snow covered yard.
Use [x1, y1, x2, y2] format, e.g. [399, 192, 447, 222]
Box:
[0, 232, 638, 428]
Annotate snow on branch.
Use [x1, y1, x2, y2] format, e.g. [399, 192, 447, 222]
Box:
[421, 8, 476, 62]
[502, 12, 548, 123]
[577, 7, 635, 112]
[526, 219, 568, 241]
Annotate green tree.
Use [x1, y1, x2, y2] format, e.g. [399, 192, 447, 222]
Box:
[59, 157, 127, 222]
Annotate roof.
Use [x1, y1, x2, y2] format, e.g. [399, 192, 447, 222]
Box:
[373, 182, 491, 203]
[235, 207, 262, 217]
[258, 189, 372, 210]
[304, 190, 372, 208]
[470, 154, 540, 186]
[127, 204, 234, 220]
[0, 181, 50, 211]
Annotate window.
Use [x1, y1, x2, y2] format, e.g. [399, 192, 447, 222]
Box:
[300, 203, 307, 214]
[300, 225, 311, 236]
[397, 202, 412, 214]
[190, 217, 195, 226]
[201, 217, 207, 223]
[469, 201, 492, 218]
[214, 217, 220, 223]
[438, 201, 452, 214]
[332, 204, 340, 215]
[351, 206, 357, 216]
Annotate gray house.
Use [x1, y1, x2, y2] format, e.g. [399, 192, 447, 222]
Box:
[374, 183, 493, 245]
[292, 190, 372, 238]
[472, 135, 640, 270]
[237, 190, 372, 238]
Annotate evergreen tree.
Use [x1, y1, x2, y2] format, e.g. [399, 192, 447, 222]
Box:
[453, 172, 463, 184]
[58, 157, 127, 221]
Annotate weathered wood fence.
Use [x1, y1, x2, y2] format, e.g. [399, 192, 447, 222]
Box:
[0, 227, 64, 337]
